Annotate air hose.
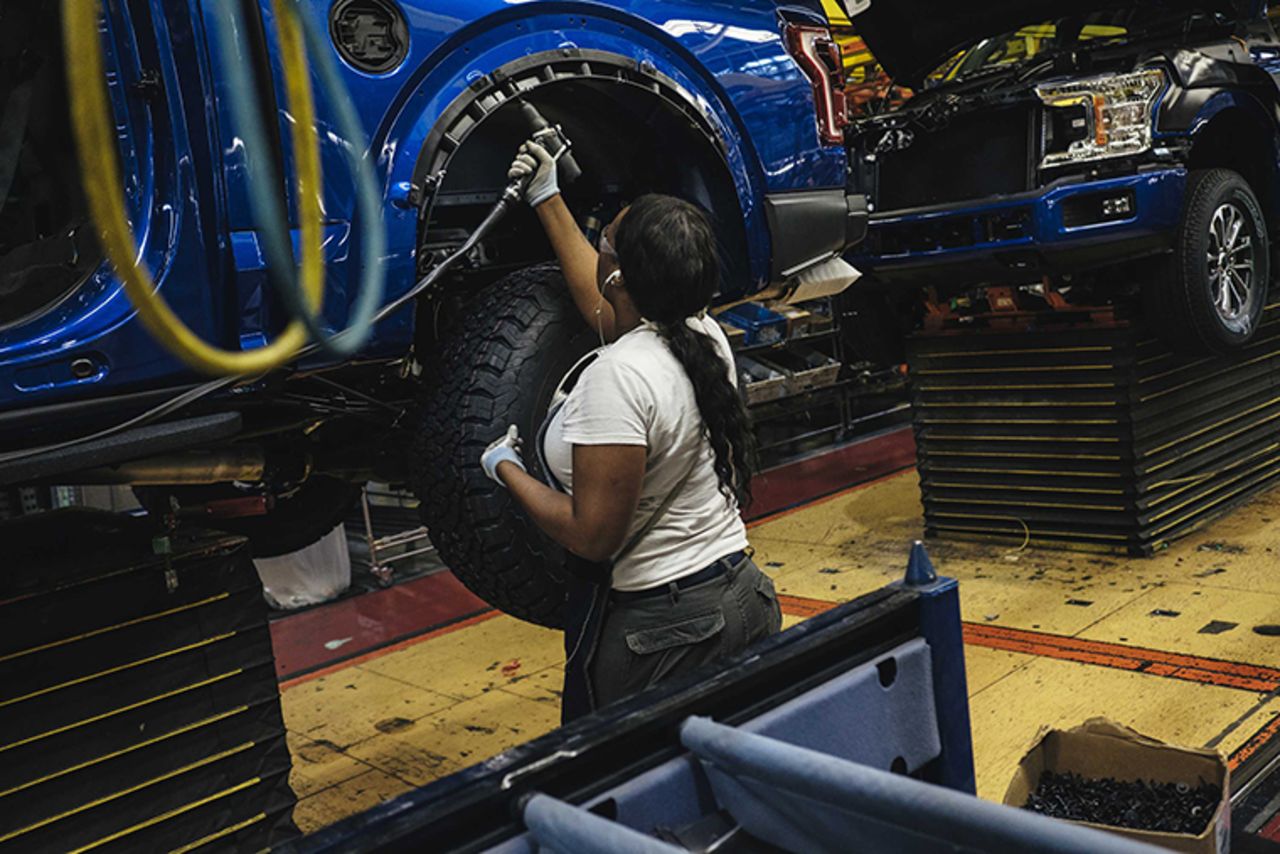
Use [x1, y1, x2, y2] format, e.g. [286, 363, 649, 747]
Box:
[63, 0, 325, 376]
[211, 0, 386, 358]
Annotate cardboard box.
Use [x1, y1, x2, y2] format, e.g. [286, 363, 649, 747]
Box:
[1003, 719, 1230, 854]
[755, 345, 842, 395]
[736, 355, 788, 405]
[776, 306, 814, 338]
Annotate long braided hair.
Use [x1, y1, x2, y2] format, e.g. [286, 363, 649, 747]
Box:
[613, 194, 758, 507]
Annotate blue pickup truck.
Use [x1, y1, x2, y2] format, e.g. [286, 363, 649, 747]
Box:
[840, 0, 1280, 357]
[0, 1, 863, 624]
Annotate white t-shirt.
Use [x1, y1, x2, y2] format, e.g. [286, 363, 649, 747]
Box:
[543, 314, 750, 592]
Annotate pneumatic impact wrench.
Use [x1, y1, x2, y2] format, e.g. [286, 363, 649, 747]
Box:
[499, 100, 582, 207]
[387, 100, 580, 319]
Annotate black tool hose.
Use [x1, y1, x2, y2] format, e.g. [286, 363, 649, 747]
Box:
[296, 195, 516, 362]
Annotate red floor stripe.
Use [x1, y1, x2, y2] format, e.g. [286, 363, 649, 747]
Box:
[269, 526, 1280, 797]
[275, 575, 1280, 698]
[1260, 811, 1280, 843]
[277, 583, 1280, 724]
[269, 571, 490, 679]
[745, 427, 915, 523]
[272, 430, 917, 679]
[279, 610, 501, 690]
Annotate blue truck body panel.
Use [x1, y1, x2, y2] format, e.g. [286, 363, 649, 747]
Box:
[0, 1, 226, 406]
[0, 0, 845, 422]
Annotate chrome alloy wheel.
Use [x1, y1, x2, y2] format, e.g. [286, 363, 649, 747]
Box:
[1207, 201, 1258, 334]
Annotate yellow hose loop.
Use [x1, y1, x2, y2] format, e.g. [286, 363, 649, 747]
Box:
[62, 0, 325, 376]
[271, 0, 326, 332]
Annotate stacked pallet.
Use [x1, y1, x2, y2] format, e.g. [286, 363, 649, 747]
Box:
[908, 312, 1280, 555]
[0, 511, 296, 852]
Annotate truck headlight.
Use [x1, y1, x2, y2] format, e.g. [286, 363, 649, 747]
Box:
[1037, 69, 1166, 169]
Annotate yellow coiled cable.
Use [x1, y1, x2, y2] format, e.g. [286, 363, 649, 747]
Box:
[62, 0, 325, 376]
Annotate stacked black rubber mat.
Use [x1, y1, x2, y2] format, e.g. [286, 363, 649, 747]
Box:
[0, 511, 296, 852]
[909, 310, 1280, 555]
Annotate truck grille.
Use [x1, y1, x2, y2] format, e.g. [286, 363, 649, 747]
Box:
[876, 106, 1034, 212]
[867, 206, 1033, 257]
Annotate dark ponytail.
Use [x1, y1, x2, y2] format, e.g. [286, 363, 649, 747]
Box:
[613, 194, 758, 507]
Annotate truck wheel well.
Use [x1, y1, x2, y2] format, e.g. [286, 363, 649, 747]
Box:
[411, 52, 750, 348]
[1189, 109, 1278, 228]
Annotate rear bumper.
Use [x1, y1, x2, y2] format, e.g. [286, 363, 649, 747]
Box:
[765, 190, 869, 282]
[850, 168, 1188, 287]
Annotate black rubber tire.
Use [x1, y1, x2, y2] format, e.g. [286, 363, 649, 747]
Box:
[1146, 168, 1270, 355]
[135, 476, 361, 559]
[411, 264, 596, 628]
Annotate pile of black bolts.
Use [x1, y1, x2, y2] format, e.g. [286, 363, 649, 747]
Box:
[1023, 771, 1221, 834]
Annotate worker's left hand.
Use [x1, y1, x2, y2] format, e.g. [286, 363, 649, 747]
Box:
[508, 141, 559, 208]
[481, 424, 526, 485]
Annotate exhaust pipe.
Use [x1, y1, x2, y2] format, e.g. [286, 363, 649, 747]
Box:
[73, 447, 268, 485]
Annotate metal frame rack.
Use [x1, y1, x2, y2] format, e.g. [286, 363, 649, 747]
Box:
[908, 305, 1280, 555]
[727, 297, 910, 468]
[0, 511, 298, 851]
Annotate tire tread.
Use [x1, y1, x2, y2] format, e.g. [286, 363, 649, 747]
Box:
[411, 264, 589, 627]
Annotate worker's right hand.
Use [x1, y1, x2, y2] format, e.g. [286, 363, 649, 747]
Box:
[481, 424, 527, 485]
[508, 140, 559, 208]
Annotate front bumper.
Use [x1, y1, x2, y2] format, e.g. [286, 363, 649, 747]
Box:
[850, 168, 1188, 287]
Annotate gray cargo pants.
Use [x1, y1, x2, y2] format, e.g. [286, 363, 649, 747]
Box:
[588, 556, 783, 709]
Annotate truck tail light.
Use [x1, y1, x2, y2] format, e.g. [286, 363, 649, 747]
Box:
[785, 24, 849, 146]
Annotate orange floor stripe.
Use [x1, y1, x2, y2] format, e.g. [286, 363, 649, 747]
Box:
[282, 589, 1280, 700]
[1230, 715, 1280, 771]
[777, 594, 1280, 774]
[777, 595, 1280, 694]
[776, 593, 837, 619]
[964, 623, 1280, 692]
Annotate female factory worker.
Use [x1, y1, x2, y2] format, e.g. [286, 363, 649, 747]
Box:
[480, 141, 782, 721]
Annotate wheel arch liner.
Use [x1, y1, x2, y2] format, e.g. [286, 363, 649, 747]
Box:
[412, 50, 729, 201]
[378, 33, 776, 301]
[410, 48, 767, 294]
[1181, 91, 1280, 222]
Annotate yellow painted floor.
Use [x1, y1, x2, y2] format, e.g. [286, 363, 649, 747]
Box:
[281, 471, 1280, 833]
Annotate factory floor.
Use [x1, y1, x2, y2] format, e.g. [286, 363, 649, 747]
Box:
[274, 446, 1280, 838]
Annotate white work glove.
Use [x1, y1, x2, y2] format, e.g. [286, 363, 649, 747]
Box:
[481, 425, 526, 485]
[507, 140, 559, 208]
